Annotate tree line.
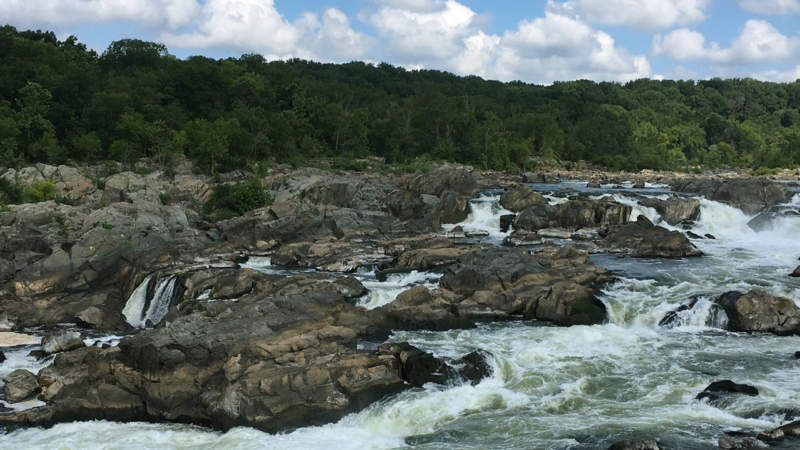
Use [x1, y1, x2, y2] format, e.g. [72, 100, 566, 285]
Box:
[1, 25, 800, 174]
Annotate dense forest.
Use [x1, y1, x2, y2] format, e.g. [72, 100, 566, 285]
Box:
[2, 25, 800, 174]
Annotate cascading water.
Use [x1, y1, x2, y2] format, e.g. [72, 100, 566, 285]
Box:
[357, 271, 443, 309]
[5, 184, 800, 449]
[121, 275, 153, 328]
[121, 274, 178, 328]
[442, 194, 513, 243]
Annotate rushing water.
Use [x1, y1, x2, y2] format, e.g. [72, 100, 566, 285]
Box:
[3, 187, 800, 449]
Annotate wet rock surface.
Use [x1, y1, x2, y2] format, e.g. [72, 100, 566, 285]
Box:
[3, 369, 40, 403]
[602, 216, 703, 258]
[696, 380, 759, 402]
[715, 290, 800, 335]
[607, 440, 662, 450]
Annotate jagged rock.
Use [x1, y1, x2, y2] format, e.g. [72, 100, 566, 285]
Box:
[500, 185, 547, 212]
[3, 369, 39, 402]
[513, 203, 555, 231]
[0, 350, 5, 363]
[453, 351, 492, 385]
[757, 420, 800, 443]
[379, 246, 478, 276]
[718, 436, 769, 449]
[375, 246, 610, 329]
[673, 178, 791, 215]
[0, 278, 456, 433]
[602, 216, 702, 258]
[715, 290, 800, 335]
[607, 440, 662, 450]
[696, 380, 759, 402]
[790, 266, 800, 277]
[435, 190, 470, 225]
[41, 330, 85, 354]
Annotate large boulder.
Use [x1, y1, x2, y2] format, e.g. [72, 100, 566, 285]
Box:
[3, 369, 39, 402]
[375, 246, 611, 329]
[602, 216, 702, 258]
[514, 198, 630, 232]
[500, 185, 547, 212]
[715, 290, 800, 335]
[41, 330, 85, 354]
[673, 177, 791, 215]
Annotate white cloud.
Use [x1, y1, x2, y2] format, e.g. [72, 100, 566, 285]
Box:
[0, 0, 199, 30]
[652, 20, 799, 65]
[497, 13, 650, 83]
[363, 0, 485, 63]
[736, 0, 800, 15]
[163, 0, 371, 61]
[652, 29, 711, 60]
[547, 0, 709, 31]
[752, 65, 800, 82]
[363, 1, 650, 83]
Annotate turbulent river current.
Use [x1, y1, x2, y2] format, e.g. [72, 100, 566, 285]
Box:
[2, 182, 800, 449]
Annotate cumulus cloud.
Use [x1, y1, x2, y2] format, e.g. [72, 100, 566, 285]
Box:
[752, 65, 800, 82]
[362, 1, 650, 83]
[0, 0, 199, 30]
[547, 0, 709, 31]
[652, 20, 799, 65]
[736, 0, 800, 15]
[497, 13, 650, 83]
[163, 0, 372, 60]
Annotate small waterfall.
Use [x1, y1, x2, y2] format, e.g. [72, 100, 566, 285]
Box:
[121, 274, 178, 328]
[610, 194, 662, 224]
[442, 194, 513, 243]
[122, 275, 153, 328]
[143, 275, 177, 327]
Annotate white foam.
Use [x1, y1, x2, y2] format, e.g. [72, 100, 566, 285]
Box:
[357, 271, 442, 309]
[442, 194, 513, 243]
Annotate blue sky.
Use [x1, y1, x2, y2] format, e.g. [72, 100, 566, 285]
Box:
[2, 0, 799, 84]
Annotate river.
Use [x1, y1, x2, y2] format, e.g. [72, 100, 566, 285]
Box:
[2, 183, 800, 449]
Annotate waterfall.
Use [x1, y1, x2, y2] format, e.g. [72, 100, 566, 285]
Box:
[121, 274, 178, 328]
[122, 275, 153, 328]
[442, 194, 513, 243]
[142, 275, 177, 327]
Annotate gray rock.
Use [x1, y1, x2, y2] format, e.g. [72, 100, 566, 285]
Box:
[602, 216, 702, 258]
[715, 290, 800, 335]
[607, 440, 662, 450]
[41, 330, 85, 354]
[500, 185, 547, 212]
[718, 436, 769, 450]
[3, 369, 39, 402]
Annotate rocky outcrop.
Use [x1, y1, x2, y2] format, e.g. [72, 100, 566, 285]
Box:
[0, 270, 481, 432]
[500, 185, 547, 212]
[756, 420, 800, 444]
[638, 195, 701, 226]
[673, 178, 791, 215]
[374, 246, 611, 329]
[715, 290, 800, 335]
[513, 198, 630, 232]
[3, 369, 40, 402]
[602, 216, 702, 258]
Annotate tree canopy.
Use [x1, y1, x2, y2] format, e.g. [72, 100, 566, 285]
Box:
[1, 25, 799, 173]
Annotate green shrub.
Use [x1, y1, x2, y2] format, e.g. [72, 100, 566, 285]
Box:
[205, 177, 272, 220]
[159, 192, 170, 205]
[332, 158, 367, 172]
[23, 179, 56, 203]
[0, 177, 23, 204]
